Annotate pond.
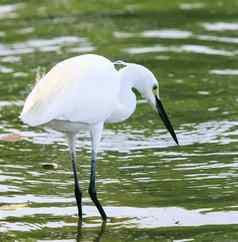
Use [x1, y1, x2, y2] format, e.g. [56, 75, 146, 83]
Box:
[1, 0, 238, 241]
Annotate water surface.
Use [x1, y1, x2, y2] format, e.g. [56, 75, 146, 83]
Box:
[1, 0, 238, 241]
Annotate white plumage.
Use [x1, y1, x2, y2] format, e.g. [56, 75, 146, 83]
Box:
[20, 53, 178, 220]
[21, 54, 120, 126]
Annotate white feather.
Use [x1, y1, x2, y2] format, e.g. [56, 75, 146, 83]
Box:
[20, 54, 120, 126]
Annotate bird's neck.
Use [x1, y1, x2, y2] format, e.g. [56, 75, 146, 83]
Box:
[119, 66, 136, 89]
[105, 70, 136, 123]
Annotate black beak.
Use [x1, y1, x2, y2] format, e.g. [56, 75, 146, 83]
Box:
[155, 95, 179, 145]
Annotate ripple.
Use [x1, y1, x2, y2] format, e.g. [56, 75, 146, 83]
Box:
[115, 29, 238, 45]
[1, 55, 21, 63]
[0, 100, 24, 108]
[183, 173, 237, 180]
[0, 222, 33, 232]
[210, 69, 238, 75]
[1, 206, 238, 229]
[179, 45, 233, 56]
[203, 22, 238, 31]
[16, 27, 34, 35]
[16, 120, 238, 152]
[198, 91, 210, 95]
[22, 37, 82, 48]
[179, 3, 205, 10]
[114, 31, 135, 38]
[0, 3, 23, 19]
[125, 44, 233, 56]
[125, 45, 169, 54]
[69, 46, 96, 54]
[0, 65, 13, 73]
[197, 35, 238, 44]
[208, 107, 219, 112]
[0, 175, 23, 182]
[143, 29, 192, 39]
[0, 184, 20, 192]
[0, 194, 74, 204]
[175, 161, 238, 171]
[115, 29, 192, 39]
[0, 36, 94, 56]
[1, 0, 238, 239]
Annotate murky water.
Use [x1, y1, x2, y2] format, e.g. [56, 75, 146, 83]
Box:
[1, 0, 238, 241]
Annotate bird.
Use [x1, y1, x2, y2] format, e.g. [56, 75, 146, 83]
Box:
[20, 54, 178, 221]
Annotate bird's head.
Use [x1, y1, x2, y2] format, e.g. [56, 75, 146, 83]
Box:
[118, 63, 179, 145]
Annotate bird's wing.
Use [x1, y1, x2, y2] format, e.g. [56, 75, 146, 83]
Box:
[20, 55, 120, 126]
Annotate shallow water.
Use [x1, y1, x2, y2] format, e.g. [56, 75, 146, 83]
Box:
[1, 0, 238, 241]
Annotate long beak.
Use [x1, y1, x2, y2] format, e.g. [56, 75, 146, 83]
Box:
[155, 95, 179, 145]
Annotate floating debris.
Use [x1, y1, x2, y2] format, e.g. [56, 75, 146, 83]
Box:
[41, 162, 58, 170]
[0, 134, 23, 142]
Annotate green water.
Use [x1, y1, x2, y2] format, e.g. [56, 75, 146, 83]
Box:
[1, 0, 238, 241]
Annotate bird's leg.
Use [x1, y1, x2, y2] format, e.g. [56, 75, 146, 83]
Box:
[72, 152, 82, 219]
[88, 123, 107, 221]
[68, 134, 82, 219]
[93, 221, 107, 242]
[89, 154, 107, 220]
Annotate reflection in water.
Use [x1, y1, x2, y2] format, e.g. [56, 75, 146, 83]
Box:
[1, 205, 238, 231]
[77, 221, 106, 242]
[13, 120, 238, 152]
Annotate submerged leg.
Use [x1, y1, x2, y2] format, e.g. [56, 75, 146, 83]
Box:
[68, 134, 82, 219]
[89, 154, 107, 220]
[88, 123, 107, 221]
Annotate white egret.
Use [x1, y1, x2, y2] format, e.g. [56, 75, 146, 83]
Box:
[20, 54, 178, 221]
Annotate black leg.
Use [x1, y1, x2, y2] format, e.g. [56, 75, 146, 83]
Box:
[68, 134, 82, 220]
[94, 221, 106, 242]
[76, 218, 82, 242]
[88, 158, 107, 221]
[89, 123, 107, 220]
[71, 151, 82, 219]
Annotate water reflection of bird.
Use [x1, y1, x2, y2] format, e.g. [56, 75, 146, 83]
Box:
[77, 221, 106, 242]
[20, 54, 178, 221]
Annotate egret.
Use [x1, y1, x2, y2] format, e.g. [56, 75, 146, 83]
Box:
[20, 54, 178, 221]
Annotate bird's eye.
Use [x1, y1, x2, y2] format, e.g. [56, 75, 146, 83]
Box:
[152, 85, 159, 95]
[152, 85, 158, 91]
